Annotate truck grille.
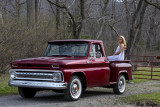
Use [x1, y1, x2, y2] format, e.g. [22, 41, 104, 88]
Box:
[16, 72, 53, 80]
[13, 70, 63, 81]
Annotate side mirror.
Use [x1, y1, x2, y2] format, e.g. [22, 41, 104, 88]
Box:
[96, 51, 101, 58]
[157, 56, 160, 59]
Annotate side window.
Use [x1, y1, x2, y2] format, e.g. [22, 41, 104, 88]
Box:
[90, 44, 96, 57]
[90, 44, 103, 58]
[95, 44, 103, 58]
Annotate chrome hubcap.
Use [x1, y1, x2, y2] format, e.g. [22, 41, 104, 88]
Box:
[118, 76, 126, 93]
[71, 83, 78, 96]
[70, 79, 82, 99]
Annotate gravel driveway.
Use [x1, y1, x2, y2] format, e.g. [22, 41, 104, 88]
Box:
[0, 81, 160, 107]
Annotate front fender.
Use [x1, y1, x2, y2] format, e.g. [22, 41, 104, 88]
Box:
[63, 70, 87, 83]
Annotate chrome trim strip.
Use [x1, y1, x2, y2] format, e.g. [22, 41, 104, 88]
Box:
[8, 80, 67, 89]
[9, 69, 62, 73]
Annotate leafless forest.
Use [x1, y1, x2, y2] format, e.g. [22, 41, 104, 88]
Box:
[0, 0, 160, 73]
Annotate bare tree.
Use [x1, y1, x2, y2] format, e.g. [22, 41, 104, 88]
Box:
[144, 0, 160, 10]
[47, 0, 85, 39]
[97, 0, 109, 39]
[126, 0, 144, 55]
[130, 2, 148, 54]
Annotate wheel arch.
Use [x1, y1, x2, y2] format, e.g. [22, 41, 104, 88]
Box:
[119, 70, 129, 80]
[72, 72, 87, 90]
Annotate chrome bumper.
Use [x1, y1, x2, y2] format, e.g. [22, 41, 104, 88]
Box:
[8, 80, 67, 89]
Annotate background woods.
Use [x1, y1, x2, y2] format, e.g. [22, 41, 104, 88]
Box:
[0, 0, 160, 73]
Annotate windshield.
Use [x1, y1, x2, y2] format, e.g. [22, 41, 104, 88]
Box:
[44, 42, 89, 57]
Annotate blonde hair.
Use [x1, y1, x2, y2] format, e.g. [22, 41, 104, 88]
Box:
[119, 35, 127, 50]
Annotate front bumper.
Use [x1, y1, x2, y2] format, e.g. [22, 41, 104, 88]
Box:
[8, 80, 67, 89]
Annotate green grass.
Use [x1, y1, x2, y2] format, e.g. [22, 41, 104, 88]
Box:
[130, 67, 160, 83]
[121, 92, 160, 106]
[124, 67, 160, 105]
[0, 73, 18, 96]
[149, 84, 160, 87]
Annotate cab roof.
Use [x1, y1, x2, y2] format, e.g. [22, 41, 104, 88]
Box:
[48, 39, 103, 43]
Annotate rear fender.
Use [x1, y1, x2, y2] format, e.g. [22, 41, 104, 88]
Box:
[119, 70, 129, 81]
[110, 70, 129, 83]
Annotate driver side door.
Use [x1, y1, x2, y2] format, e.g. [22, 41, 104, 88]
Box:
[89, 43, 110, 86]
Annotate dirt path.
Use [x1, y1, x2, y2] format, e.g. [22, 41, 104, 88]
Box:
[0, 81, 160, 107]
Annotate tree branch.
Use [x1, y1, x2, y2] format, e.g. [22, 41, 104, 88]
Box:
[144, 0, 160, 10]
[108, 24, 119, 37]
[47, 0, 85, 39]
[46, 0, 76, 26]
[76, 0, 85, 37]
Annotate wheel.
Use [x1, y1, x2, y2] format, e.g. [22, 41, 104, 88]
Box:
[113, 74, 126, 94]
[18, 87, 37, 98]
[64, 76, 82, 101]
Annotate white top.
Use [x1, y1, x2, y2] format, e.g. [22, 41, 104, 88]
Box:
[107, 45, 125, 61]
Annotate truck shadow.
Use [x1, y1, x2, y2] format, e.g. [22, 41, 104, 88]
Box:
[82, 90, 114, 98]
[21, 89, 115, 103]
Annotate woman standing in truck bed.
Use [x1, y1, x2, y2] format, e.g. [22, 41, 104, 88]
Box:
[107, 35, 126, 61]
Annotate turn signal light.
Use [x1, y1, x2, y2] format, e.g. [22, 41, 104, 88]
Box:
[12, 63, 18, 67]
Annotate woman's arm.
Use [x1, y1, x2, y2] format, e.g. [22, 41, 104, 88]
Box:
[114, 44, 124, 55]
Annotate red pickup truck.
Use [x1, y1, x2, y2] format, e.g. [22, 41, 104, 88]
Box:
[9, 40, 132, 101]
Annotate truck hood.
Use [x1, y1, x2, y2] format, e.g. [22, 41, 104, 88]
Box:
[12, 57, 89, 65]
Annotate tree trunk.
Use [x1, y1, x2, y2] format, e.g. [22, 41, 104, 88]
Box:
[56, 0, 60, 37]
[27, 0, 35, 26]
[126, 0, 143, 56]
[74, 0, 85, 39]
[46, 0, 85, 39]
[15, 0, 20, 22]
[146, 5, 158, 51]
[130, 2, 148, 54]
[110, 0, 118, 40]
[124, 0, 131, 37]
[35, 0, 39, 24]
[0, 6, 4, 25]
[97, 0, 109, 39]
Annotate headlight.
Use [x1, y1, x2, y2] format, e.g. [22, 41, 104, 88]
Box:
[9, 70, 16, 80]
[53, 72, 62, 82]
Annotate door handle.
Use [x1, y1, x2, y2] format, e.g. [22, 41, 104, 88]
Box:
[90, 57, 95, 61]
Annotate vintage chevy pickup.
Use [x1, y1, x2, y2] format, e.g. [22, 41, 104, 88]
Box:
[9, 40, 132, 101]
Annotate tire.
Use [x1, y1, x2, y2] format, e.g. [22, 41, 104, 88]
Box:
[18, 87, 37, 98]
[82, 87, 87, 93]
[64, 76, 82, 101]
[113, 74, 126, 94]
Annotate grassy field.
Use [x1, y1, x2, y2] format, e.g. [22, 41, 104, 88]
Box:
[121, 92, 160, 106]
[130, 67, 160, 83]
[0, 73, 17, 96]
[123, 67, 160, 106]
